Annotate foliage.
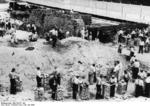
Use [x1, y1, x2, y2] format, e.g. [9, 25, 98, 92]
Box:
[27, 9, 85, 36]
[28, 9, 46, 27]
[81, 14, 92, 25]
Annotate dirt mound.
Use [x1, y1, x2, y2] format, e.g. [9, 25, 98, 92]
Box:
[0, 37, 127, 101]
[60, 37, 88, 46]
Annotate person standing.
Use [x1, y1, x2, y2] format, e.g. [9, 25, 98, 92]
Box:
[26, 24, 31, 32]
[122, 70, 131, 91]
[92, 64, 97, 83]
[65, 31, 70, 38]
[50, 72, 58, 100]
[80, 27, 86, 39]
[36, 67, 42, 88]
[123, 70, 131, 84]
[6, 20, 11, 30]
[113, 61, 123, 81]
[145, 73, 150, 97]
[0, 19, 5, 28]
[148, 38, 150, 53]
[132, 59, 140, 80]
[126, 33, 131, 46]
[96, 75, 103, 99]
[130, 46, 135, 59]
[118, 44, 123, 54]
[131, 30, 136, 39]
[79, 76, 89, 100]
[85, 29, 89, 40]
[118, 29, 124, 43]
[31, 24, 36, 34]
[9, 68, 17, 95]
[145, 37, 150, 53]
[89, 64, 97, 84]
[72, 75, 80, 100]
[110, 75, 117, 98]
[135, 76, 144, 97]
[50, 28, 58, 48]
[139, 39, 145, 54]
[89, 32, 92, 41]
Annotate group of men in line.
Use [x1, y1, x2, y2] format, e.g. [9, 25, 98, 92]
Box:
[8, 62, 120, 100]
[71, 61, 122, 100]
[8, 57, 150, 101]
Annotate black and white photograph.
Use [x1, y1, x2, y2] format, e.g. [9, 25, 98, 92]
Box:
[0, 0, 150, 104]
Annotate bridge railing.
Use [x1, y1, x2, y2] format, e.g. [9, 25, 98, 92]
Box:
[23, 0, 150, 24]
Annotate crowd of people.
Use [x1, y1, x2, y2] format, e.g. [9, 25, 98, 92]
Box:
[44, 25, 93, 48]
[117, 26, 150, 55]
[0, 16, 38, 44]
[117, 26, 150, 98]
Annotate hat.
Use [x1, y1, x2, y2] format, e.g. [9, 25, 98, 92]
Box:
[92, 64, 96, 67]
[37, 67, 40, 70]
[11, 68, 15, 72]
